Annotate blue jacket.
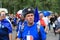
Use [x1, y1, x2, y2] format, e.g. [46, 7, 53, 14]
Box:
[0, 19, 12, 40]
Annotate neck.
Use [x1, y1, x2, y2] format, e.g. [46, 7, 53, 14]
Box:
[28, 22, 34, 26]
[0, 19, 2, 21]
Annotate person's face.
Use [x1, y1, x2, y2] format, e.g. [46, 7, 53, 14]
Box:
[0, 11, 6, 20]
[39, 13, 44, 19]
[20, 15, 24, 20]
[19, 14, 21, 18]
[25, 13, 34, 24]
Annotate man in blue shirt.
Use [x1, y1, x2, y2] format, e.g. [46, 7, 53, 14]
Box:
[16, 13, 27, 40]
[16, 9, 27, 33]
[17, 7, 46, 40]
[0, 8, 12, 40]
[15, 10, 27, 40]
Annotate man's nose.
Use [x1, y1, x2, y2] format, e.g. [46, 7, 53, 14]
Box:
[30, 16, 32, 18]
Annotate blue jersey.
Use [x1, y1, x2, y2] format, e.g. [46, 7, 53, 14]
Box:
[16, 20, 27, 32]
[13, 18, 17, 25]
[17, 23, 46, 40]
[0, 19, 12, 40]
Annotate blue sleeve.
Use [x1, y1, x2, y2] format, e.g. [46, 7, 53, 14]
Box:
[40, 26, 46, 40]
[14, 18, 17, 24]
[8, 23, 12, 34]
[16, 22, 19, 32]
[8, 30, 12, 34]
[17, 30, 22, 38]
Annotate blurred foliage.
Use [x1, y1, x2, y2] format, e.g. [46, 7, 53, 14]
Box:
[0, 0, 60, 14]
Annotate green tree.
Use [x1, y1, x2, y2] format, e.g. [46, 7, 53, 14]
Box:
[1, 0, 60, 14]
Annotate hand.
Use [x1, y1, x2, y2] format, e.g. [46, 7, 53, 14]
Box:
[45, 28, 48, 33]
[55, 29, 60, 33]
[9, 33, 12, 40]
[45, 26, 49, 33]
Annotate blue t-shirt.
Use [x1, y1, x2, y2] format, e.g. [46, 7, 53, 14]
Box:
[0, 19, 12, 40]
[17, 23, 46, 40]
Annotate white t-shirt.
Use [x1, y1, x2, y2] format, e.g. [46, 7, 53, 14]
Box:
[57, 17, 60, 22]
[43, 17, 50, 26]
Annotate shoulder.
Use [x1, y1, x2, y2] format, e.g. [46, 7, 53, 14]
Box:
[3, 18, 12, 25]
[6, 18, 11, 23]
[57, 17, 60, 20]
[57, 17, 60, 22]
[3, 19, 10, 23]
